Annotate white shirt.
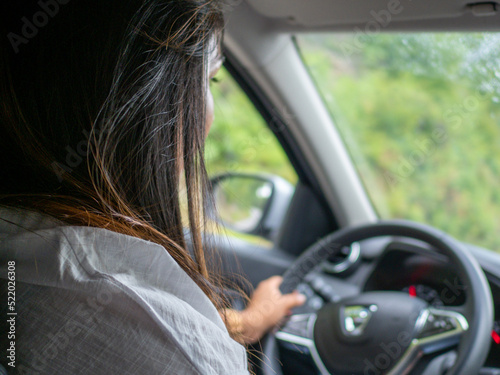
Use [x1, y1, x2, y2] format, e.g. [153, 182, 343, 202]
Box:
[0, 207, 249, 374]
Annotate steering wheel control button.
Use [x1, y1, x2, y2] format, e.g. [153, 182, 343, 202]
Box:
[310, 278, 325, 291]
[305, 275, 341, 302]
[317, 284, 339, 302]
[281, 314, 313, 338]
[418, 314, 458, 338]
[308, 296, 324, 310]
[296, 283, 315, 299]
[417, 309, 466, 338]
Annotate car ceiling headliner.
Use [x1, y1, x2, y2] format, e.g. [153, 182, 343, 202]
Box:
[243, 0, 500, 32]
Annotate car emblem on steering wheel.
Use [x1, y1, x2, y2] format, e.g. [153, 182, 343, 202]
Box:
[342, 304, 378, 336]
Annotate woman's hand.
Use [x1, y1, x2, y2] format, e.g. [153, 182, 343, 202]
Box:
[224, 276, 306, 344]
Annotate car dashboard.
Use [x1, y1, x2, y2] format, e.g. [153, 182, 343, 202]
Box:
[289, 237, 500, 372]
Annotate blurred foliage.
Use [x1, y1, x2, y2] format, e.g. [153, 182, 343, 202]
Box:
[206, 68, 297, 184]
[205, 68, 296, 246]
[298, 33, 500, 253]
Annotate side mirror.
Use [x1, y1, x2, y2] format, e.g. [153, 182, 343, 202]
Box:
[210, 173, 294, 240]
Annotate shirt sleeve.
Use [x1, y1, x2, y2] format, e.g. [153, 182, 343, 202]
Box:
[0, 210, 249, 375]
[2, 279, 249, 375]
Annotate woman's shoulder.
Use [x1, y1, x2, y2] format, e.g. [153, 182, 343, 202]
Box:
[0, 207, 249, 374]
[0, 206, 220, 323]
[0, 206, 171, 290]
[1, 273, 248, 375]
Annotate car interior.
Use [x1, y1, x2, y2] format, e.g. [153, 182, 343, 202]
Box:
[205, 1, 500, 374]
[2, 0, 500, 374]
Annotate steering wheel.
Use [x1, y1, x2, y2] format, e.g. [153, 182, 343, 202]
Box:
[263, 220, 493, 375]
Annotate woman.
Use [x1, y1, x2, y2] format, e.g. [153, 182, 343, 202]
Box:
[0, 0, 304, 373]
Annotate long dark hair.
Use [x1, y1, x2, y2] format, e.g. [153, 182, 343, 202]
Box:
[0, 0, 228, 313]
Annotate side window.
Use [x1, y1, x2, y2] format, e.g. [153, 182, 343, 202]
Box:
[206, 67, 297, 244]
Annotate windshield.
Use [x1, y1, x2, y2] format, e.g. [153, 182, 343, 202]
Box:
[297, 33, 500, 253]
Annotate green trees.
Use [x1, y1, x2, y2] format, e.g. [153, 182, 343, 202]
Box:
[300, 33, 500, 252]
[206, 68, 297, 184]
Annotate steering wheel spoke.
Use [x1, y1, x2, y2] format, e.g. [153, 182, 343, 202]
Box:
[415, 308, 468, 354]
[441, 304, 468, 316]
[275, 313, 331, 375]
[276, 313, 316, 341]
[388, 308, 468, 375]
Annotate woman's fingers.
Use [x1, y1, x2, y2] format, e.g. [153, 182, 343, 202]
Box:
[265, 275, 284, 287]
[280, 290, 307, 310]
[236, 275, 307, 343]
